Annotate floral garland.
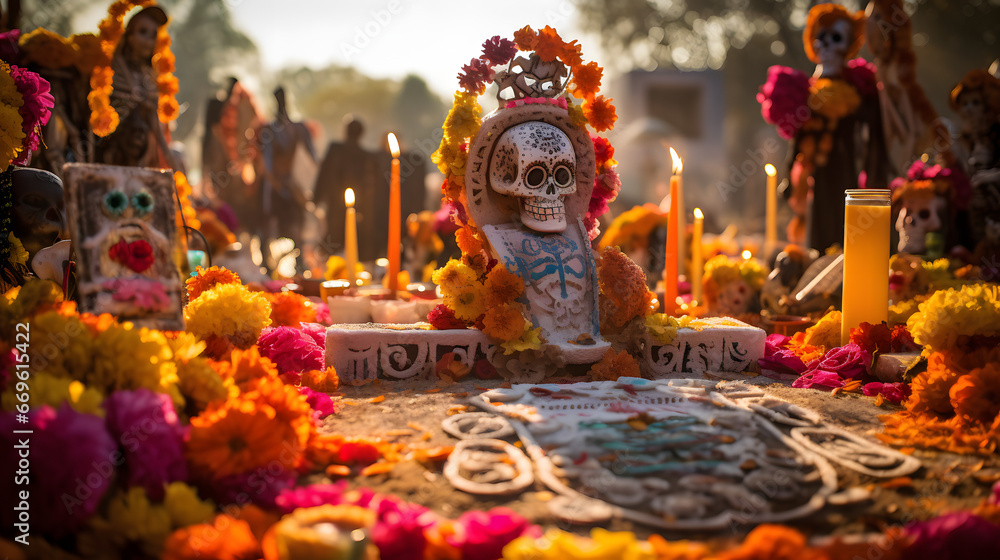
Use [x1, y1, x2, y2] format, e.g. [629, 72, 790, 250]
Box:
[88, 0, 179, 137]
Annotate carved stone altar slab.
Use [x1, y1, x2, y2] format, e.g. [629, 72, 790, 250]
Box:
[642, 317, 766, 376]
[326, 317, 765, 383]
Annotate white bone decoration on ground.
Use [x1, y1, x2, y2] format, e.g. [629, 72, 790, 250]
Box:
[436, 377, 920, 530]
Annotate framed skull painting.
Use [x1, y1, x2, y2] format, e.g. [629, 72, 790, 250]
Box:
[63, 163, 185, 330]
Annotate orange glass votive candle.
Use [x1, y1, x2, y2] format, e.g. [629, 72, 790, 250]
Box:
[841, 189, 891, 345]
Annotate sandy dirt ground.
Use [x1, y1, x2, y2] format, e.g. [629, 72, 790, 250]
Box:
[320, 372, 999, 543]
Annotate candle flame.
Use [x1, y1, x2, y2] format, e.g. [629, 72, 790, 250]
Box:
[387, 133, 400, 158]
[742, 250, 752, 260]
[693, 207, 703, 219]
[765, 163, 776, 177]
[345, 188, 355, 207]
[669, 147, 683, 174]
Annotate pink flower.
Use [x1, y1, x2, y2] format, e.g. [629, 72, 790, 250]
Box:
[448, 508, 540, 560]
[757, 65, 811, 140]
[257, 326, 325, 374]
[9, 65, 54, 165]
[205, 468, 296, 508]
[810, 343, 870, 380]
[759, 334, 809, 378]
[1, 405, 116, 536]
[843, 58, 878, 97]
[300, 322, 327, 348]
[312, 300, 332, 325]
[298, 386, 338, 419]
[792, 369, 847, 390]
[862, 382, 911, 404]
[274, 482, 348, 514]
[103, 277, 171, 311]
[0, 29, 21, 64]
[369, 498, 431, 560]
[104, 389, 187, 500]
[905, 512, 1000, 560]
[481, 36, 517, 66]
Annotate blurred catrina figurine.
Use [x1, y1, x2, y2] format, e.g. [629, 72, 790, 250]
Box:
[758, 4, 889, 252]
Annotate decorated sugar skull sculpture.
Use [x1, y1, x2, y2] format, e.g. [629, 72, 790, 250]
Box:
[804, 5, 864, 77]
[489, 121, 577, 232]
[890, 161, 954, 257]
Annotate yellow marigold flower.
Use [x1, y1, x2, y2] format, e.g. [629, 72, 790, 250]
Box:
[907, 284, 1000, 354]
[173, 353, 228, 411]
[27, 311, 92, 380]
[645, 313, 680, 345]
[504, 528, 655, 560]
[1, 372, 105, 416]
[445, 282, 487, 322]
[485, 264, 524, 307]
[739, 258, 768, 291]
[500, 324, 544, 355]
[184, 283, 272, 350]
[80, 487, 173, 559]
[482, 303, 527, 341]
[444, 91, 483, 141]
[163, 482, 215, 529]
[801, 310, 841, 351]
[888, 298, 922, 326]
[7, 233, 28, 266]
[433, 259, 478, 293]
[809, 78, 861, 120]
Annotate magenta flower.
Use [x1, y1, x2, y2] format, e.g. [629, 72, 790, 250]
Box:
[448, 508, 540, 560]
[758, 334, 808, 378]
[369, 497, 431, 560]
[481, 36, 518, 66]
[757, 65, 811, 140]
[205, 468, 296, 508]
[0, 29, 22, 65]
[843, 58, 878, 97]
[810, 343, 870, 380]
[792, 369, 847, 390]
[298, 386, 338, 419]
[9, 65, 54, 165]
[104, 389, 187, 500]
[258, 326, 325, 374]
[1, 405, 116, 536]
[862, 382, 911, 404]
[274, 482, 348, 514]
[300, 322, 327, 348]
[905, 511, 1000, 560]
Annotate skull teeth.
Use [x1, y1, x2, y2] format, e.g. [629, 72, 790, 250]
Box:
[522, 199, 565, 221]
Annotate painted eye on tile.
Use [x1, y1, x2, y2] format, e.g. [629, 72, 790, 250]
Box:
[103, 189, 129, 217]
[132, 190, 155, 216]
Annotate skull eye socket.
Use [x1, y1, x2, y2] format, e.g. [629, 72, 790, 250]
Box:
[525, 166, 547, 188]
[918, 209, 932, 220]
[103, 190, 128, 217]
[830, 32, 842, 43]
[132, 190, 155, 216]
[553, 165, 573, 188]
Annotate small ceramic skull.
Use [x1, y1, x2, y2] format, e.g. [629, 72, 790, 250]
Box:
[489, 122, 576, 232]
[813, 18, 853, 74]
[896, 191, 947, 254]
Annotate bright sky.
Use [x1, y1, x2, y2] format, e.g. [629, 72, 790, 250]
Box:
[226, 0, 599, 97]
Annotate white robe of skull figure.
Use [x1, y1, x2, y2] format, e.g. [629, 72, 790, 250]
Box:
[465, 102, 610, 365]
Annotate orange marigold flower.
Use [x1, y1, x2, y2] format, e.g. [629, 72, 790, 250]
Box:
[241, 376, 315, 447]
[533, 25, 564, 62]
[264, 291, 318, 327]
[583, 95, 618, 132]
[513, 25, 537, 51]
[559, 39, 583, 67]
[300, 366, 340, 394]
[186, 266, 241, 301]
[590, 347, 641, 381]
[950, 362, 1000, 426]
[456, 226, 485, 258]
[570, 61, 603, 101]
[162, 513, 261, 560]
[597, 246, 655, 334]
[484, 264, 524, 307]
[482, 303, 527, 341]
[186, 398, 304, 479]
[716, 524, 821, 560]
[212, 345, 279, 388]
[908, 352, 961, 416]
[159, 96, 180, 123]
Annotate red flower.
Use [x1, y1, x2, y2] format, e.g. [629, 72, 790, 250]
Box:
[337, 441, 380, 465]
[583, 95, 617, 132]
[457, 57, 494, 95]
[427, 304, 469, 330]
[481, 35, 517, 66]
[862, 382, 911, 404]
[757, 65, 811, 140]
[844, 58, 878, 97]
[9, 64, 55, 165]
[108, 239, 155, 273]
[891, 325, 919, 352]
[591, 133, 615, 167]
[850, 321, 893, 355]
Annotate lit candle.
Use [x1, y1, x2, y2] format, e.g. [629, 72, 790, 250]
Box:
[664, 149, 682, 314]
[765, 163, 777, 257]
[387, 133, 401, 297]
[692, 208, 704, 306]
[673, 148, 686, 278]
[840, 189, 891, 345]
[742, 249, 752, 261]
[344, 188, 358, 286]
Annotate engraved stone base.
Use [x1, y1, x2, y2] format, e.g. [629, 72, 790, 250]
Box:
[327, 317, 765, 383]
[641, 317, 766, 376]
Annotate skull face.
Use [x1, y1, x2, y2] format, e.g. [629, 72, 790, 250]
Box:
[896, 191, 947, 254]
[490, 122, 576, 232]
[813, 18, 853, 72]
